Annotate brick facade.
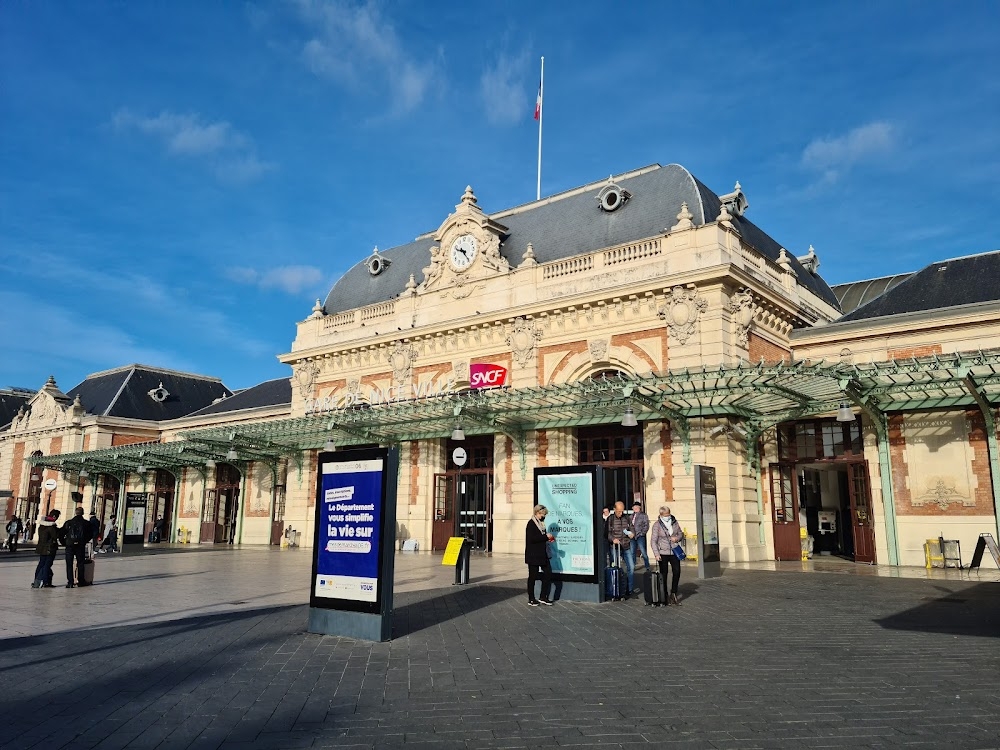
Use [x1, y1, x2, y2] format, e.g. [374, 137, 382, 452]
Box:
[888, 344, 943, 360]
[748, 333, 790, 365]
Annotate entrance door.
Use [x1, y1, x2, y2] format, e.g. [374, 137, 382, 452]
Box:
[271, 485, 286, 546]
[216, 487, 237, 543]
[769, 463, 801, 561]
[432, 474, 454, 551]
[848, 462, 876, 563]
[459, 473, 492, 551]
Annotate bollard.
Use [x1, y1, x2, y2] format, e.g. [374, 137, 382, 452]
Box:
[454, 538, 472, 585]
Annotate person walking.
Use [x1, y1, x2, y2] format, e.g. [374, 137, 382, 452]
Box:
[650, 505, 685, 605]
[31, 509, 61, 589]
[5, 514, 23, 552]
[61, 507, 91, 588]
[607, 501, 636, 595]
[99, 516, 118, 553]
[631, 501, 650, 571]
[525, 504, 555, 607]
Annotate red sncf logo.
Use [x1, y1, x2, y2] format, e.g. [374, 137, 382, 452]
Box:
[469, 363, 507, 388]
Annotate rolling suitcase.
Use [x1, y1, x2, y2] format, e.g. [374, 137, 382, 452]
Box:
[643, 563, 666, 606]
[76, 555, 96, 585]
[605, 545, 625, 601]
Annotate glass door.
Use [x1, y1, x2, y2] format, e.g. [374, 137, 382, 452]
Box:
[769, 463, 801, 561]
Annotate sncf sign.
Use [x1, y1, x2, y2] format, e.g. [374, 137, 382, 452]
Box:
[470, 363, 507, 389]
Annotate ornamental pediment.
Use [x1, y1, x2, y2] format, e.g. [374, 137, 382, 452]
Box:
[9, 377, 82, 433]
[418, 186, 511, 294]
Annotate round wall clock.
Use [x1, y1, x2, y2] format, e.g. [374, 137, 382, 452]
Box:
[449, 234, 477, 271]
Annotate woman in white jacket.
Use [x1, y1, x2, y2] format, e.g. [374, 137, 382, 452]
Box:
[650, 505, 684, 605]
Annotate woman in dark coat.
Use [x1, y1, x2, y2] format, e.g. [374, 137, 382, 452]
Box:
[525, 504, 554, 606]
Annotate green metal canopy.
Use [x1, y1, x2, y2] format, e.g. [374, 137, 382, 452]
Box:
[32, 348, 1000, 485]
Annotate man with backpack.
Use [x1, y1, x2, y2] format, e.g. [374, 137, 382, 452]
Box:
[60, 507, 92, 587]
[5, 514, 23, 552]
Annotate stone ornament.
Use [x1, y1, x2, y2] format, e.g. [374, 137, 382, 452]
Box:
[507, 317, 543, 367]
[388, 341, 417, 384]
[588, 339, 609, 363]
[728, 288, 755, 348]
[292, 361, 321, 399]
[913, 479, 974, 510]
[520, 243, 537, 267]
[658, 285, 708, 345]
[670, 202, 694, 232]
[452, 360, 470, 383]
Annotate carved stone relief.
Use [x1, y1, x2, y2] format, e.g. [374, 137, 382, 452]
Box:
[292, 361, 320, 399]
[388, 341, 417, 384]
[588, 339, 609, 363]
[657, 285, 708, 345]
[507, 317, 543, 367]
[452, 360, 469, 383]
[727, 288, 755, 348]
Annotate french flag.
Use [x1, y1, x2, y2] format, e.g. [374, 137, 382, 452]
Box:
[534, 80, 542, 121]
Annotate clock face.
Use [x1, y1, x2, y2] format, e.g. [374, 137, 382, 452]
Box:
[449, 234, 477, 270]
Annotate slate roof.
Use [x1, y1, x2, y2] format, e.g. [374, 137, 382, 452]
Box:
[324, 163, 840, 315]
[0, 388, 34, 431]
[184, 378, 291, 418]
[839, 250, 1000, 322]
[832, 273, 913, 314]
[65, 365, 232, 421]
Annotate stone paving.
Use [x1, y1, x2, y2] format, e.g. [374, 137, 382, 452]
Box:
[1, 547, 999, 749]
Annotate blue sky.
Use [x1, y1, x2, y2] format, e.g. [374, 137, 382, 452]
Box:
[2, 1, 998, 393]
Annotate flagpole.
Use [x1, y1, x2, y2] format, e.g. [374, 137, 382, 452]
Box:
[536, 56, 544, 201]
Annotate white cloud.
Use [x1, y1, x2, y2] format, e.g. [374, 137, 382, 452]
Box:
[0, 290, 199, 377]
[801, 121, 895, 183]
[113, 108, 272, 183]
[295, 0, 439, 115]
[480, 50, 530, 126]
[228, 265, 325, 295]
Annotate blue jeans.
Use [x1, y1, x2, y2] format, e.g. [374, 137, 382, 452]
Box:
[632, 535, 650, 569]
[33, 552, 56, 586]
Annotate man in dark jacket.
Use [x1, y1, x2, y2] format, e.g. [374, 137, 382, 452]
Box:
[88, 512, 101, 546]
[607, 501, 636, 595]
[31, 509, 61, 588]
[60, 507, 91, 588]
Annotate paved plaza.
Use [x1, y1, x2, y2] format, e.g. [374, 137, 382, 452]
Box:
[1, 547, 999, 750]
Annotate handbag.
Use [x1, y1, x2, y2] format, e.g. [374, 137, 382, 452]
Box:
[672, 543, 687, 561]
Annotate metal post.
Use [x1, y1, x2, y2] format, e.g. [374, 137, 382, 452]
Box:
[455, 539, 471, 585]
[963, 374, 1000, 541]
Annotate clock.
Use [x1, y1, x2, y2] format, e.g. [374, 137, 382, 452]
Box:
[449, 234, 477, 271]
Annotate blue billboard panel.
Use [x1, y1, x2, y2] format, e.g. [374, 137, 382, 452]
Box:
[314, 457, 383, 603]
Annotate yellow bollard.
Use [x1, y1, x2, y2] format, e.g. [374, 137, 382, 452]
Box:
[800, 527, 809, 561]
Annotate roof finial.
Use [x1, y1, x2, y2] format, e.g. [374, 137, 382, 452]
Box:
[777, 248, 794, 273]
[405, 273, 417, 295]
[45, 375, 56, 388]
[671, 202, 694, 232]
[371, 246, 379, 255]
[520, 242, 537, 267]
[309, 299, 325, 319]
[461, 185, 477, 206]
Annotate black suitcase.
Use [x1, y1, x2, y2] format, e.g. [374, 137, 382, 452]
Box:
[605, 545, 625, 601]
[643, 564, 666, 606]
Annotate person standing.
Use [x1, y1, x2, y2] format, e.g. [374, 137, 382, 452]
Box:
[61, 507, 91, 588]
[650, 505, 684, 605]
[607, 501, 636, 595]
[5, 514, 23, 552]
[88, 512, 101, 548]
[31, 509, 60, 589]
[524, 504, 555, 607]
[631, 501, 650, 571]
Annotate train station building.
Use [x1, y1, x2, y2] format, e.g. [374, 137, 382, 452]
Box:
[3, 162, 999, 568]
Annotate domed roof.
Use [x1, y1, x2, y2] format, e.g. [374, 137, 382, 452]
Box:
[323, 163, 840, 314]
